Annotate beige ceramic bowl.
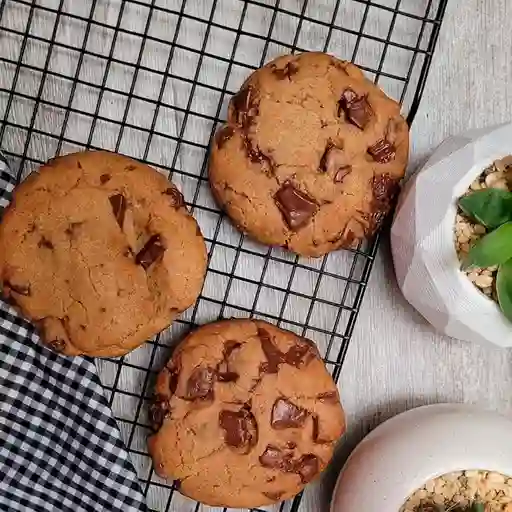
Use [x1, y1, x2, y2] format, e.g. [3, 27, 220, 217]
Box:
[331, 404, 512, 511]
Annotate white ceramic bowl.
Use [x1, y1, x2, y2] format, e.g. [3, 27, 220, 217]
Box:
[391, 123, 512, 347]
[331, 404, 512, 512]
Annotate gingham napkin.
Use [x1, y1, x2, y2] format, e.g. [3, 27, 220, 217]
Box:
[0, 153, 148, 511]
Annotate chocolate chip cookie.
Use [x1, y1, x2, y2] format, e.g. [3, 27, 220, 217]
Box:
[209, 52, 409, 257]
[148, 319, 345, 508]
[0, 151, 207, 357]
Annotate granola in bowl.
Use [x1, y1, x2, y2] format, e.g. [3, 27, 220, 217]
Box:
[401, 470, 512, 512]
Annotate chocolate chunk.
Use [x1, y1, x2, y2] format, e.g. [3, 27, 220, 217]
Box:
[260, 329, 317, 372]
[230, 86, 258, 129]
[5, 281, 31, 296]
[167, 360, 181, 395]
[311, 414, 323, 443]
[317, 391, 339, 403]
[65, 222, 83, 237]
[271, 61, 299, 80]
[319, 142, 350, 176]
[217, 371, 239, 382]
[271, 398, 308, 429]
[262, 491, 285, 501]
[38, 237, 53, 249]
[370, 211, 386, 233]
[368, 139, 396, 163]
[312, 414, 320, 442]
[334, 165, 352, 183]
[274, 184, 317, 231]
[363, 174, 400, 234]
[183, 366, 216, 401]
[217, 359, 229, 373]
[163, 187, 185, 208]
[125, 165, 136, 171]
[260, 445, 319, 481]
[259, 362, 270, 374]
[149, 395, 171, 430]
[373, 173, 400, 204]
[77, 161, 83, 170]
[219, 407, 258, 453]
[311, 414, 331, 444]
[109, 194, 126, 229]
[224, 340, 242, 358]
[100, 173, 111, 184]
[216, 125, 235, 149]
[231, 87, 250, 124]
[100, 307, 106, 313]
[259, 445, 293, 471]
[216, 340, 241, 382]
[48, 338, 66, 353]
[284, 339, 318, 367]
[241, 135, 273, 172]
[243, 138, 272, 167]
[319, 142, 336, 173]
[338, 89, 373, 129]
[317, 142, 353, 182]
[258, 328, 284, 373]
[135, 235, 165, 270]
[295, 454, 319, 483]
[285, 441, 297, 449]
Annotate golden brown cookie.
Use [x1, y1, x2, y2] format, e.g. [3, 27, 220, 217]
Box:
[209, 51, 409, 257]
[148, 319, 345, 508]
[0, 151, 207, 357]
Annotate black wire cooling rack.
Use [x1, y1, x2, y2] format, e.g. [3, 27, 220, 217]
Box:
[0, 0, 448, 510]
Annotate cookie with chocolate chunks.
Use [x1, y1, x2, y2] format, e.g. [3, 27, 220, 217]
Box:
[148, 319, 345, 508]
[0, 151, 207, 357]
[209, 51, 409, 257]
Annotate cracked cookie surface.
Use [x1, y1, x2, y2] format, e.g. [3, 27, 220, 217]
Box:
[0, 151, 207, 357]
[209, 52, 409, 257]
[148, 319, 345, 508]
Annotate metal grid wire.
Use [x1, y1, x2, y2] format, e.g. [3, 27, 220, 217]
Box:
[0, 0, 448, 510]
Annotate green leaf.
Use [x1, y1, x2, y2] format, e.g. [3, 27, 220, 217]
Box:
[464, 222, 512, 268]
[459, 189, 512, 229]
[472, 504, 485, 512]
[497, 259, 512, 322]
